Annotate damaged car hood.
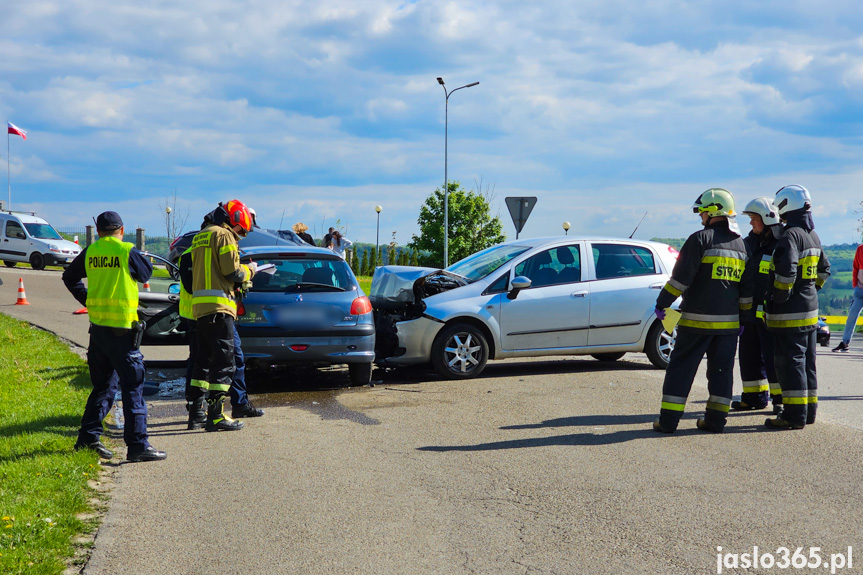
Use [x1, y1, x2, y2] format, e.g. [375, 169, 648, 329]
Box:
[370, 265, 469, 309]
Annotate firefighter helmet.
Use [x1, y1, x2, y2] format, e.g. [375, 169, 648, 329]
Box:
[224, 200, 253, 233]
[692, 188, 736, 217]
[774, 185, 811, 216]
[741, 197, 780, 226]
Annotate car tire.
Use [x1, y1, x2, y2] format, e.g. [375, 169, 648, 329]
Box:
[348, 362, 372, 386]
[29, 252, 46, 271]
[591, 352, 626, 362]
[431, 322, 489, 379]
[645, 320, 675, 370]
[3, 260, 16, 268]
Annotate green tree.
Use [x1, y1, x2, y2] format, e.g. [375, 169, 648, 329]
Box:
[350, 248, 360, 276]
[410, 249, 418, 266]
[409, 181, 506, 267]
[360, 249, 369, 276]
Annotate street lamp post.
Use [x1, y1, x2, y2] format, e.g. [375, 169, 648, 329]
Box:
[375, 205, 382, 267]
[563, 221, 571, 236]
[437, 77, 479, 267]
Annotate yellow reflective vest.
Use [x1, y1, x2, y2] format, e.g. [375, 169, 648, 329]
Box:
[85, 237, 138, 328]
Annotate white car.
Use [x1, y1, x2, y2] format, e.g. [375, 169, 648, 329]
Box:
[371, 236, 680, 379]
[0, 211, 82, 269]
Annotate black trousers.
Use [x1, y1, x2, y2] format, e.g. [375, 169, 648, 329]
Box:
[738, 319, 780, 407]
[184, 318, 248, 405]
[79, 324, 149, 449]
[772, 330, 817, 426]
[192, 313, 236, 398]
[659, 330, 738, 430]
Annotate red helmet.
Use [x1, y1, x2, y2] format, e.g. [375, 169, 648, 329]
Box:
[224, 199, 253, 233]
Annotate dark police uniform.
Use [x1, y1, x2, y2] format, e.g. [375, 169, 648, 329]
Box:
[63, 211, 165, 461]
[655, 219, 752, 432]
[765, 211, 830, 427]
[736, 228, 781, 410]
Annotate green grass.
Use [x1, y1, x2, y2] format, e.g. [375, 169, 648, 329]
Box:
[0, 314, 103, 574]
[357, 275, 372, 295]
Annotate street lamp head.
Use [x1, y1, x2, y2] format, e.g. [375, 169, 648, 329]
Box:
[437, 77, 445, 85]
[166, 206, 172, 214]
[562, 221, 571, 231]
[375, 205, 382, 213]
[465, 82, 479, 88]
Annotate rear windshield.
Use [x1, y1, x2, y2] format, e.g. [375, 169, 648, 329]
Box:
[23, 223, 62, 240]
[247, 257, 357, 292]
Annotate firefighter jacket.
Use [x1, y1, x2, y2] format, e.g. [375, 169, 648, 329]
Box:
[656, 219, 752, 334]
[178, 247, 193, 320]
[190, 223, 254, 320]
[743, 228, 779, 322]
[765, 217, 830, 332]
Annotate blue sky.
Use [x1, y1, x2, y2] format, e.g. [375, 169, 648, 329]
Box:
[2, 0, 862, 246]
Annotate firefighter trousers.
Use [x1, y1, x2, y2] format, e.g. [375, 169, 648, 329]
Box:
[184, 319, 248, 406]
[659, 330, 737, 431]
[772, 330, 817, 426]
[191, 313, 236, 402]
[738, 320, 780, 408]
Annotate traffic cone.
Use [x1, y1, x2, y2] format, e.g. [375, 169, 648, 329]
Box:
[73, 307, 88, 315]
[142, 281, 151, 292]
[15, 278, 30, 305]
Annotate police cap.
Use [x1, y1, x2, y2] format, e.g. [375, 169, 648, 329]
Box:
[96, 211, 124, 231]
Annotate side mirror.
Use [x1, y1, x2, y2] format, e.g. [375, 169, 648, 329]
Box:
[507, 275, 532, 300]
[168, 283, 181, 294]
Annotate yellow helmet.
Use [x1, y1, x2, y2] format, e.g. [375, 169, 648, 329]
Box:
[692, 188, 735, 217]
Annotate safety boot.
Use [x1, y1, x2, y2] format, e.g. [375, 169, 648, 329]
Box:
[187, 398, 207, 430]
[730, 400, 767, 411]
[764, 416, 804, 430]
[205, 395, 244, 432]
[232, 399, 264, 419]
[652, 419, 676, 434]
[696, 418, 724, 433]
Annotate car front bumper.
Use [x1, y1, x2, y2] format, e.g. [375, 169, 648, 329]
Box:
[377, 315, 445, 366]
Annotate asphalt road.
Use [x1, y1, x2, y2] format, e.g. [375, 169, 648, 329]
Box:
[3, 267, 863, 574]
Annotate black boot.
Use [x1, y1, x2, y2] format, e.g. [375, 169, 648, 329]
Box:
[232, 399, 264, 418]
[205, 395, 244, 432]
[187, 398, 207, 430]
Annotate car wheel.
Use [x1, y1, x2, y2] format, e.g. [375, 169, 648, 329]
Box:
[591, 352, 626, 362]
[3, 260, 16, 268]
[29, 252, 46, 271]
[431, 322, 489, 379]
[645, 321, 675, 369]
[348, 362, 372, 386]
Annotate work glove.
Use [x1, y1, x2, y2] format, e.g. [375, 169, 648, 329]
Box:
[247, 261, 258, 275]
[654, 307, 666, 320]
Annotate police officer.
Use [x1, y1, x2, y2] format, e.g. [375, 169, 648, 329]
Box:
[63, 211, 167, 461]
[765, 185, 830, 430]
[190, 200, 256, 431]
[653, 189, 752, 433]
[180, 210, 263, 430]
[731, 197, 783, 413]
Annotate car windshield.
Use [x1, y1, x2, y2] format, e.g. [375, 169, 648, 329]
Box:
[23, 223, 62, 240]
[446, 244, 531, 282]
[248, 257, 356, 292]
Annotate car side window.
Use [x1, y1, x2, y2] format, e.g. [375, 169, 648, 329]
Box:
[485, 273, 510, 294]
[513, 245, 581, 288]
[592, 244, 657, 279]
[6, 221, 25, 239]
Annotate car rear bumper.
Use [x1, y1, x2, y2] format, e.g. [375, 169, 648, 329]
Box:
[240, 333, 375, 365]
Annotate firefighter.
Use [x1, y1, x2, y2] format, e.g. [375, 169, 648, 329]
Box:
[653, 188, 752, 434]
[180, 210, 263, 430]
[190, 200, 257, 432]
[764, 185, 830, 430]
[731, 197, 783, 413]
[63, 211, 167, 461]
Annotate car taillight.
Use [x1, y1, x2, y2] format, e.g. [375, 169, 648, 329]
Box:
[290, 344, 308, 351]
[667, 245, 680, 260]
[237, 301, 246, 316]
[350, 296, 372, 315]
[170, 236, 180, 250]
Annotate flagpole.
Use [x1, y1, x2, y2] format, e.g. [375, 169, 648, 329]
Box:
[7, 124, 10, 210]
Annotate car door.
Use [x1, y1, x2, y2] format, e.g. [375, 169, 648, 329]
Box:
[499, 243, 589, 351]
[587, 242, 663, 346]
[1, 219, 29, 262]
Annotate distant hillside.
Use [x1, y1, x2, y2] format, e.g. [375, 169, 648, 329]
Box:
[651, 238, 859, 315]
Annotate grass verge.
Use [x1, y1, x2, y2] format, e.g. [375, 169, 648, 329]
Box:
[0, 313, 104, 574]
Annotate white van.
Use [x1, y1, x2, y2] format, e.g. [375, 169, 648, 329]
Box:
[0, 211, 82, 270]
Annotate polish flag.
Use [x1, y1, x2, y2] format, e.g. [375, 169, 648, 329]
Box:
[7, 122, 27, 140]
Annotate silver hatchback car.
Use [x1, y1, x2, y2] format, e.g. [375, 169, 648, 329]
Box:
[371, 236, 680, 379]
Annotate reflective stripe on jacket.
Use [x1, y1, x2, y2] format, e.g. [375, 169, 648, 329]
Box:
[178, 247, 193, 320]
[190, 223, 252, 320]
[85, 237, 138, 328]
[656, 219, 751, 334]
[766, 227, 830, 332]
[742, 229, 778, 323]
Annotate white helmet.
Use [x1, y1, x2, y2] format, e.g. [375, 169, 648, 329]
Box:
[692, 188, 736, 217]
[742, 197, 780, 226]
[774, 185, 811, 216]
